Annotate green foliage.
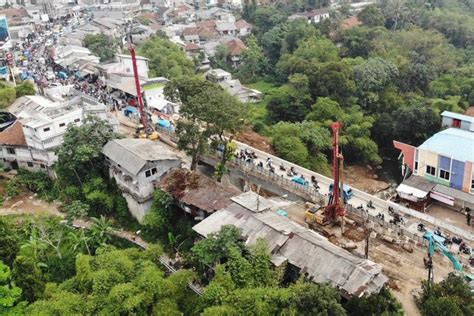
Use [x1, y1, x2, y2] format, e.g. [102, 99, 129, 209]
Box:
[26, 247, 194, 315]
[306, 98, 382, 165]
[236, 35, 268, 83]
[419, 273, 474, 316]
[10, 169, 57, 201]
[192, 225, 245, 268]
[164, 76, 246, 176]
[83, 33, 116, 62]
[271, 120, 332, 173]
[345, 287, 403, 316]
[0, 260, 26, 315]
[0, 218, 20, 266]
[12, 255, 45, 302]
[14, 82, 35, 97]
[143, 190, 196, 253]
[55, 116, 118, 189]
[138, 35, 195, 79]
[267, 73, 312, 122]
[65, 200, 90, 224]
[251, 6, 288, 35]
[0, 86, 16, 109]
[358, 4, 386, 27]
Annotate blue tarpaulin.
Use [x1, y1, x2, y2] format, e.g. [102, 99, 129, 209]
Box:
[157, 119, 171, 128]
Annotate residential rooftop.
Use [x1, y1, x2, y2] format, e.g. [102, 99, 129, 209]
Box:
[418, 128, 474, 163]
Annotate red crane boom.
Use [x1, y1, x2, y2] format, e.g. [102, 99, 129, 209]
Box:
[128, 42, 148, 131]
[325, 122, 346, 222]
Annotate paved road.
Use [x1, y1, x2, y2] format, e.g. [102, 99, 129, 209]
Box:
[234, 141, 474, 242]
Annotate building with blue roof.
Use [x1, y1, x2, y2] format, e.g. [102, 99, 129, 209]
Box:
[394, 111, 474, 210]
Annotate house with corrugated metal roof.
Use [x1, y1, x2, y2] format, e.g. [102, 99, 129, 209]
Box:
[394, 111, 474, 210]
[102, 138, 182, 222]
[193, 191, 388, 298]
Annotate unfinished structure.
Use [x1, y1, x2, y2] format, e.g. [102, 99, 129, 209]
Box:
[193, 192, 388, 297]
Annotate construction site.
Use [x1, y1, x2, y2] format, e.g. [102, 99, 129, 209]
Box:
[96, 28, 473, 314]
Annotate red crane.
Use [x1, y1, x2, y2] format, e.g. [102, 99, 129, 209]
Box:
[128, 34, 149, 132]
[325, 122, 346, 223]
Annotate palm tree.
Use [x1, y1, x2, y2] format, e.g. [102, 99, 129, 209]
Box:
[90, 215, 116, 246]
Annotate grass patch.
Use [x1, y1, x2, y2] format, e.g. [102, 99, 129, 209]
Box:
[246, 80, 278, 94]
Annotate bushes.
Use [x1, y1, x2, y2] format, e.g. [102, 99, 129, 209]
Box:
[5, 169, 58, 200]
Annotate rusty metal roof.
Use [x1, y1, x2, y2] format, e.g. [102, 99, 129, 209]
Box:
[193, 195, 388, 297]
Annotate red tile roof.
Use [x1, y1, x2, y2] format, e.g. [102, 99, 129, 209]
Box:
[185, 42, 200, 51]
[235, 19, 252, 29]
[183, 26, 200, 36]
[226, 38, 247, 56]
[196, 20, 216, 28]
[0, 121, 26, 146]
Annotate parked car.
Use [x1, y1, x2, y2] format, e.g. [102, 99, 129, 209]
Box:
[292, 176, 309, 186]
[329, 183, 354, 201]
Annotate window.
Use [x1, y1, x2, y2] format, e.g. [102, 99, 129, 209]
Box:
[471, 179, 474, 192]
[151, 167, 157, 175]
[439, 169, 450, 181]
[7, 148, 15, 155]
[40, 164, 46, 169]
[74, 118, 80, 123]
[59, 123, 66, 127]
[145, 170, 151, 177]
[426, 165, 436, 176]
[414, 161, 418, 171]
[43, 127, 50, 132]
[453, 119, 461, 128]
[27, 162, 34, 167]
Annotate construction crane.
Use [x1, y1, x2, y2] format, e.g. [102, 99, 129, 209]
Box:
[126, 23, 158, 139]
[423, 231, 464, 289]
[304, 122, 346, 231]
[325, 122, 346, 223]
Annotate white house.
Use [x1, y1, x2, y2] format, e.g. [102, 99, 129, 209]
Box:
[0, 93, 117, 174]
[102, 138, 182, 222]
[289, 9, 330, 24]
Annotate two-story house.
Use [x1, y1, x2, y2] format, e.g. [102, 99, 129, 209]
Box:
[394, 111, 474, 209]
[288, 9, 330, 24]
[0, 93, 116, 174]
[102, 138, 182, 222]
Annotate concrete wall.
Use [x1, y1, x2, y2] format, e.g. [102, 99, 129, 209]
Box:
[122, 192, 153, 223]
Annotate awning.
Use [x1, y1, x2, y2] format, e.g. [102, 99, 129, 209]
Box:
[396, 183, 429, 202]
[430, 191, 454, 206]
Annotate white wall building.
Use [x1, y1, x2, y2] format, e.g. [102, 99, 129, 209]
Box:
[0, 93, 117, 174]
[102, 138, 182, 222]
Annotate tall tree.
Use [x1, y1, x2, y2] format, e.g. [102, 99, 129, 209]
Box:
[237, 35, 268, 83]
[358, 4, 386, 27]
[83, 33, 117, 62]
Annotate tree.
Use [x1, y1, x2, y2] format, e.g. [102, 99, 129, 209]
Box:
[0, 218, 19, 266]
[138, 36, 195, 79]
[306, 98, 382, 165]
[267, 74, 313, 122]
[192, 225, 245, 268]
[12, 256, 45, 302]
[0, 86, 16, 109]
[55, 116, 118, 189]
[211, 44, 232, 71]
[164, 77, 246, 179]
[251, 6, 287, 35]
[27, 248, 194, 315]
[358, 4, 386, 27]
[15, 81, 35, 97]
[345, 287, 403, 316]
[65, 200, 90, 224]
[419, 273, 474, 316]
[391, 104, 441, 146]
[236, 35, 268, 83]
[0, 260, 26, 315]
[90, 215, 116, 247]
[354, 57, 399, 93]
[83, 33, 117, 62]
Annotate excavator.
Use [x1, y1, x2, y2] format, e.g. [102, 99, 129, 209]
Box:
[305, 122, 346, 228]
[423, 231, 473, 289]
